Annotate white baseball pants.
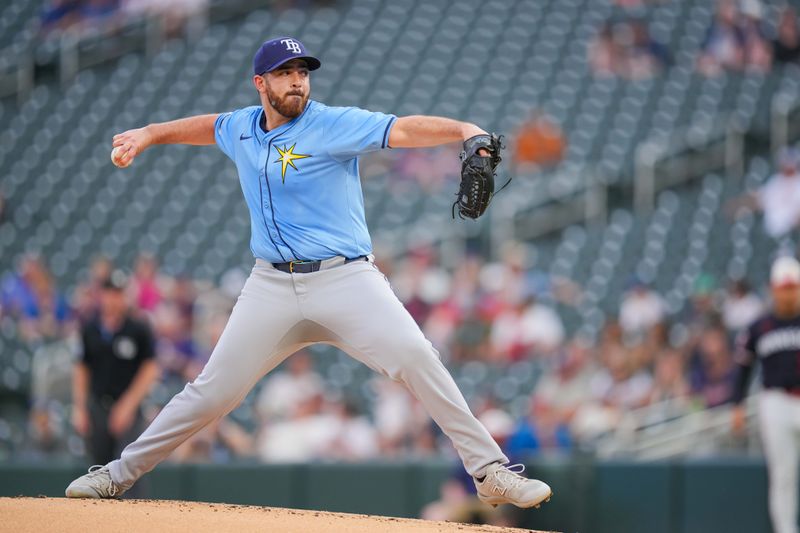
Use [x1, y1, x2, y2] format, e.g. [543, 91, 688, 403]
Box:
[760, 389, 800, 533]
[109, 258, 507, 489]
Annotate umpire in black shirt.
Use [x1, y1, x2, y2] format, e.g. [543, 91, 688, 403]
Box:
[72, 272, 160, 466]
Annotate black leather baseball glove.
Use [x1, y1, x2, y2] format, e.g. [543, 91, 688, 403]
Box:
[452, 133, 509, 220]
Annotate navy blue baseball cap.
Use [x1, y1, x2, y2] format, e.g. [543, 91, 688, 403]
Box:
[253, 37, 321, 75]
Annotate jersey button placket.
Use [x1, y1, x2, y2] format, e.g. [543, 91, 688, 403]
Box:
[258, 148, 273, 210]
[257, 138, 285, 260]
[261, 137, 293, 259]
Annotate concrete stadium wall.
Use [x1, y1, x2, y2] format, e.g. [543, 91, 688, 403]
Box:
[0, 458, 773, 533]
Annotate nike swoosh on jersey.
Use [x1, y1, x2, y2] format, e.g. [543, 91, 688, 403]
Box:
[240, 133, 253, 140]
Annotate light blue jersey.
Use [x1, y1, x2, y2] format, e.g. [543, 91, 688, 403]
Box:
[214, 100, 396, 262]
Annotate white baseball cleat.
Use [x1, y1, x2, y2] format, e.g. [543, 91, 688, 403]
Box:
[474, 463, 553, 509]
[65, 465, 124, 499]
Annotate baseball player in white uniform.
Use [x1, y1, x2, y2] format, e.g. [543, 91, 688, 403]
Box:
[733, 256, 800, 533]
[65, 37, 552, 509]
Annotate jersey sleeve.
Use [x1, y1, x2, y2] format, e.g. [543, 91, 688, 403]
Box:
[325, 106, 397, 161]
[79, 326, 92, 365]
[734, 322, 758, 366]
[214, 107, 257, 161]
[732, 321, 759, 404]
[78, 326, 89, 365]
[137, 322, 156, 362]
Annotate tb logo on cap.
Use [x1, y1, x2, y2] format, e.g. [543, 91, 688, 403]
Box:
[281, 39, 302, 54]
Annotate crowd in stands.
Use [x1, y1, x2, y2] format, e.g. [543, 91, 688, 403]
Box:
[37, 0, 339, 39]
[0, 219, 785, 466]
[38, 0, 210, 38]
[590, 17, 671, 79]
[590, 0, 800, 80]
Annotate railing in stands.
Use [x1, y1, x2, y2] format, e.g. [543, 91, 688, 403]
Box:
[596, 394, 760, 460]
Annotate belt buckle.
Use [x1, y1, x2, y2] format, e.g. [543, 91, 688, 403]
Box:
[289, 259, 309, 273]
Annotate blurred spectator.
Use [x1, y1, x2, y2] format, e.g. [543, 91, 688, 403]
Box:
[72, 272, 160, 466]
[599, 317, 625, 354]
[619, 279, 665, 336]
[327, 398, 380, 460]
[28, 342, 75, 456]
[772, 6, 800, 64]
[697, 0, 771, 75]
[40, 0, 209, 40]
[697, 0, 747, 75]
[739, 0, 772, 72]
[1, 254, 71, 344]
[486, 244, 566, 359]
[121, 0, 208, 38]
[79, 0, 121, 30]
[571, 343, 652, 441]
[506, 396, 572, 459]
[535, 338, 597, 424]
[513, 113, 566, 172]
[390, 246, 439, 324]
[389, 147, 460, 192]
[130, 252, 163, 315]
[449, 306, 492, 362]
[589, 347, 654, 411]
[590, 22, 624, 76]
[476, 399, 515, 452]
[72, 256, 114, 324]
[169, 275, 196, 328]
[627, 20, 671, 78]
[590, 19, 669, 79]
[372, 378, 428, 456]
[256, 391, 339, 462]
[255, 351, 324, 421]
[761, 148, 800, 239]
[520, 295, 566, 354]
[490, 295, 564, 361]
[642, 321, 670, 362]
[153, 274, 205, 381]
[689, 326, 736, 407]
[722, 279, 764, 333]
[40, 0, 124, 37]
[731, 147, 800, 239]
[648, 349, 691, 405]
[687, 274, 719, 324]
[153, 303, 204, 382]
[39, 0, 82, 35]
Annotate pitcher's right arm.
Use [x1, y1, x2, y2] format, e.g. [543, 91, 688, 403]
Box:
[112, 114, 220, 166]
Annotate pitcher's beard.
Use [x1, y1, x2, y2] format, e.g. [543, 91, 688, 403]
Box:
[268, 88, 308, 119]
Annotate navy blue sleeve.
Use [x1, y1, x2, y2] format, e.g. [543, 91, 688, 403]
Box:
[732, 321, 758, 404]
[79, 326, 92, 365]
[137, 322, 155, 362]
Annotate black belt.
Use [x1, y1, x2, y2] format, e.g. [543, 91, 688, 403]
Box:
[272, 255, 368, 274]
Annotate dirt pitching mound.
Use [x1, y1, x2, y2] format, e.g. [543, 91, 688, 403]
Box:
[0, 497, 553, 533]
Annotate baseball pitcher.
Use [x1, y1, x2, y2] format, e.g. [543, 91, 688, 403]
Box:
[65, 37, 552, 509]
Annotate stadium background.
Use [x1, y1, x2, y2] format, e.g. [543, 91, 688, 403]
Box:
[1, 0, 800, 531]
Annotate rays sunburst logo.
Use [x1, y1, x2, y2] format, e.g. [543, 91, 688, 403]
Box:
[274, 144, 311, 183]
